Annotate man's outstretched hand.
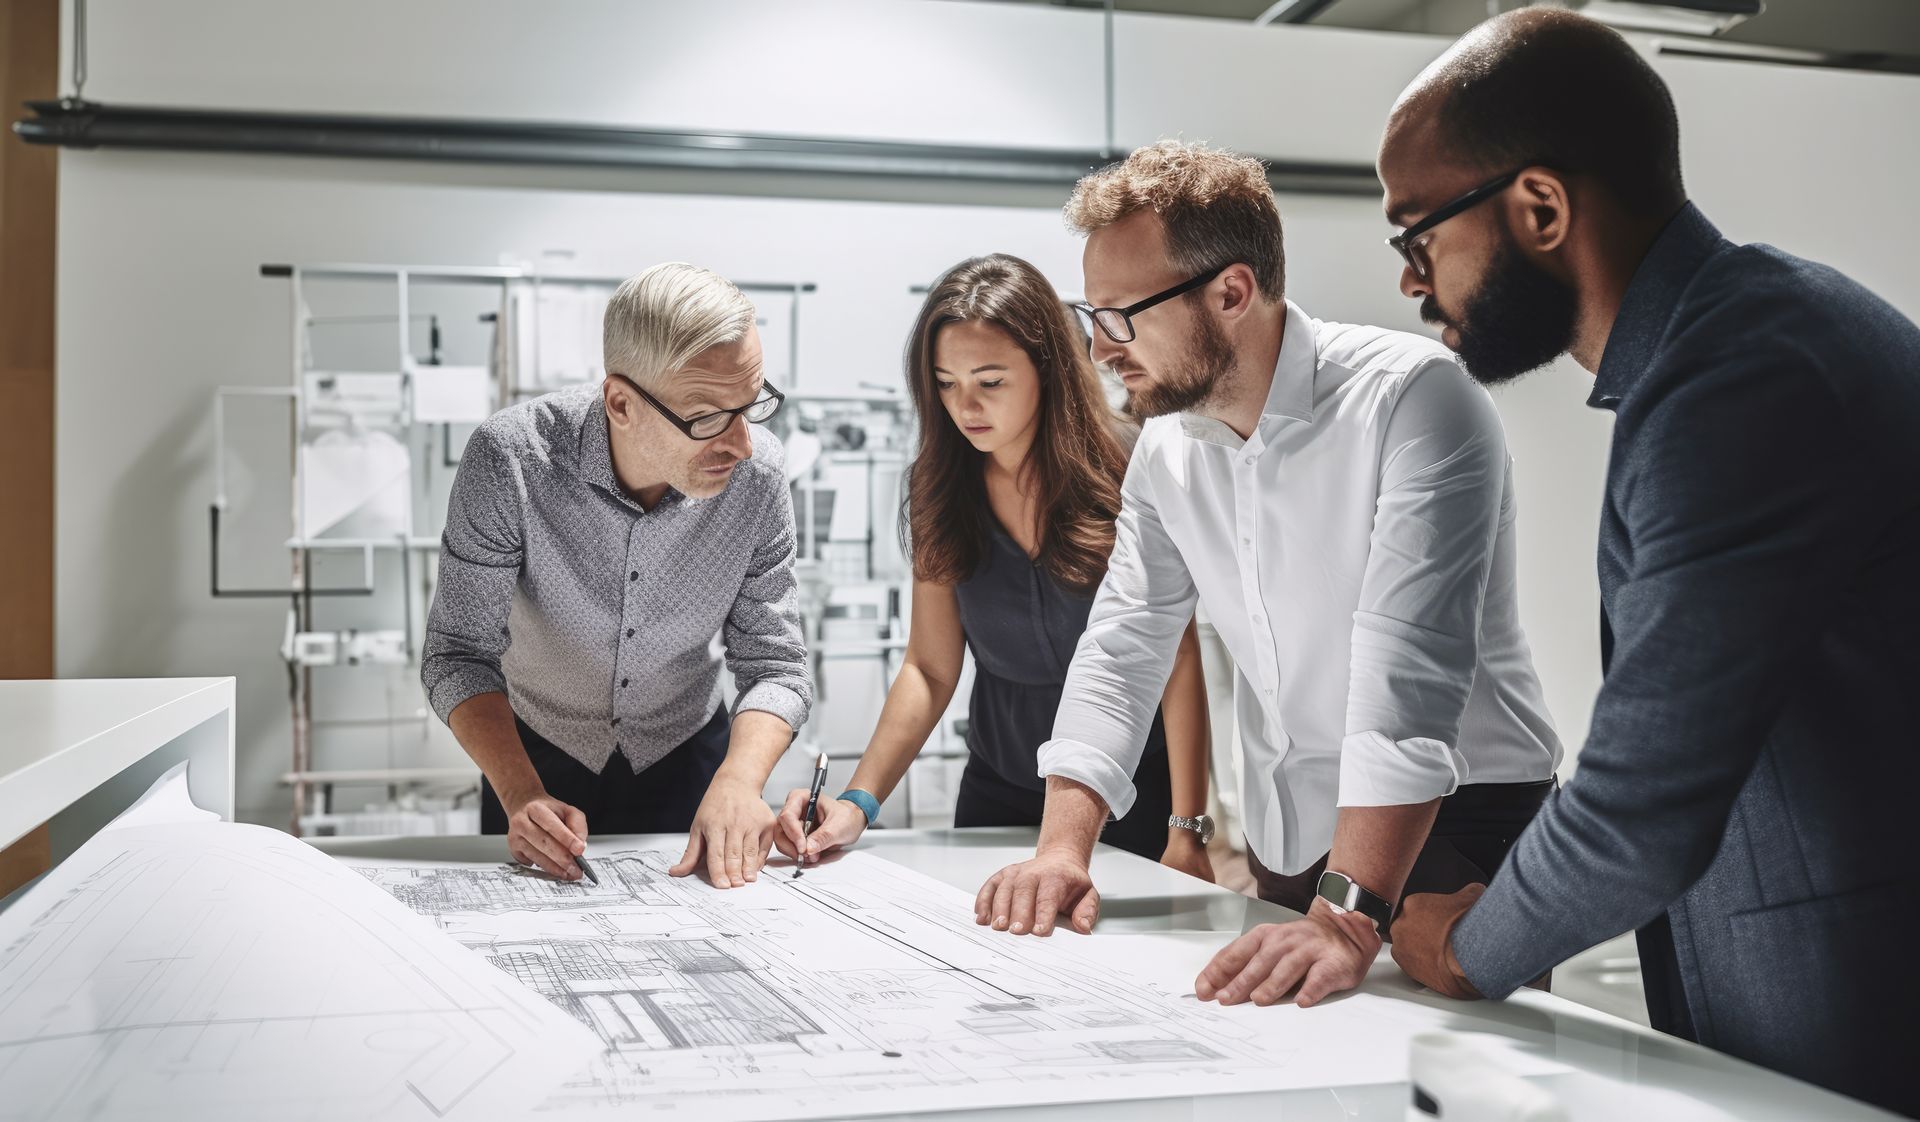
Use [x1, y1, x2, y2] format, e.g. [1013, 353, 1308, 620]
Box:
[974, 849, 1100, 936]
[1194, 898, 1383, 1008]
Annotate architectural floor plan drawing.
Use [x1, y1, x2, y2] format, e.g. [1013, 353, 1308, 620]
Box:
[348, 847, 1565, 1121]
[0, 821, 595, 1122]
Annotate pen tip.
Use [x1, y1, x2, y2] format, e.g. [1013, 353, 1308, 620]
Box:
[816, 751, 828, 769]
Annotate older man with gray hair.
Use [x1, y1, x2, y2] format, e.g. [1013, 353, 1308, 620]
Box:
[422, 262, 810, 890]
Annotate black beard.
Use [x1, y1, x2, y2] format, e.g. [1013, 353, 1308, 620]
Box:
[1126, 309, 1235, 419]
[1426, 238, 1579, 387]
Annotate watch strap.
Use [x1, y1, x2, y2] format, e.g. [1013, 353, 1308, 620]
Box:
[837, 789, 881, 827]
[1168, 814, 1213, 843]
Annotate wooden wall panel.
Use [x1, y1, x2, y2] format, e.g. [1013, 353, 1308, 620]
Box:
[0, 823, 50, 896]
[1, 0, 56, 681]
[1, 0, 59, 889]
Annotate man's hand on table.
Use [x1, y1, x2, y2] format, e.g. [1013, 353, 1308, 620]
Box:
[1390, 884, 1486, 1000]
[1195, 896, 1383, 1008]
[506, 791, 589, 881]
[670, 775, 777, 888]
[975, 848, 1101, 936]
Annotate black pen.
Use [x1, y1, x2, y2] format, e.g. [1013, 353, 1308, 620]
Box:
[795, 751, 828, 878]
[576, 851, 600, 886]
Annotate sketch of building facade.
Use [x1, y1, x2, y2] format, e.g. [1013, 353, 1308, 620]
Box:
[481, 933, 822, 1052]
[347, 847, 1444, 1121]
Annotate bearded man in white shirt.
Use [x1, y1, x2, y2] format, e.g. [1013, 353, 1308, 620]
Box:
[975, 141, 1563, 1009]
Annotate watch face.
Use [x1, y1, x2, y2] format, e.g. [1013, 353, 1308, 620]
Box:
[1315, 870, 1351, 909]
[1315, 870, 1390, 930]
[1196, 815, 1216, 844]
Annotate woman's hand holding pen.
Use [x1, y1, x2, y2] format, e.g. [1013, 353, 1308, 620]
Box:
[774, 791, 867, 865]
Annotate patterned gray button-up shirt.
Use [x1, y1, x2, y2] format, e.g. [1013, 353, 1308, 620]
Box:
[421, 384, 810, 773]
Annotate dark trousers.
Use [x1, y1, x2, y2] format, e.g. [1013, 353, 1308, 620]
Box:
[953, 745, 1175, 861]
[1246, 779, 1555, 928]
[480, 708, 731, 835]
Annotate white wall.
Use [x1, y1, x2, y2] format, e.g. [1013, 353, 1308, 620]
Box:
[53, 0, 1920, 824]
[67, 0, 1444, 158]
[69, 0, 1106, 148]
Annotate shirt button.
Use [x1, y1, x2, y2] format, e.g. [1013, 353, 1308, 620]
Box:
[626, 628, 635, 638]
[620, 677, 629, 688]
[1244, 456, 1255, 466]
[629, 571, 638, 581]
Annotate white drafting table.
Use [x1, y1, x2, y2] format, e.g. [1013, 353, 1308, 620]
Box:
[0, 678, 234, 868]
[308, 828, 1896, 1122]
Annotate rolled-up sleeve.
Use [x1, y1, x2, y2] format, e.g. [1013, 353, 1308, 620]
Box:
[1339, 359, 1508, 808]
[1037, 448, 1198, 819]
[723, 450, 811, 732]
[421, 424, 524, 724]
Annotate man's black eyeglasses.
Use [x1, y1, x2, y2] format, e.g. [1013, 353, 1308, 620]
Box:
[1386, 168, 1525, 280]
[611, 373, 785, 440]
[1073, 264, 1228, 345]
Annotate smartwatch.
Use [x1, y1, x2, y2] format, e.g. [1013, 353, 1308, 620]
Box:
[1315, 869, 1393, 934]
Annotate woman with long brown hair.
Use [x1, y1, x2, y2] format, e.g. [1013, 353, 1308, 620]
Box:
[773, 253, 1213, 876]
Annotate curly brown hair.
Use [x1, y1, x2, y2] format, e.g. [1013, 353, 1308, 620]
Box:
[1065, 140, 1287, 302]
[900, 255, 1132, 596]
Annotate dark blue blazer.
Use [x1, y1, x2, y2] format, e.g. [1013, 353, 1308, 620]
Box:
[1450, 204, 1920, 1117]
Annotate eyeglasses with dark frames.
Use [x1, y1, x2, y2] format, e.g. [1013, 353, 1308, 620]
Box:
[610, 373, 785, 440]
[1386, 167, 1526, 280]
[1072, 264, 1229, 345]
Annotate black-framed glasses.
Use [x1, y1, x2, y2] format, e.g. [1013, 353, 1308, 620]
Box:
[612, 373, 785, 440]
[1072, 264, 1228, 345]
[1386, 167, 1525, 280]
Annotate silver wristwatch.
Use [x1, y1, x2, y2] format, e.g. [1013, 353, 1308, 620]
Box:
[1168, 814, 1216, 845]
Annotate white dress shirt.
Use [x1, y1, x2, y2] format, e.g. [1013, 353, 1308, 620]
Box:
[1038, 301, 1562, 875]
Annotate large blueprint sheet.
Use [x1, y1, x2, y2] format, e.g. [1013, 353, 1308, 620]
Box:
[349, 847, 1564, 1120]
[0, 821, 595, 1122]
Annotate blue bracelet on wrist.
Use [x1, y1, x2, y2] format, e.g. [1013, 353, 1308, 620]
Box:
[838, 789, 881, 827]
